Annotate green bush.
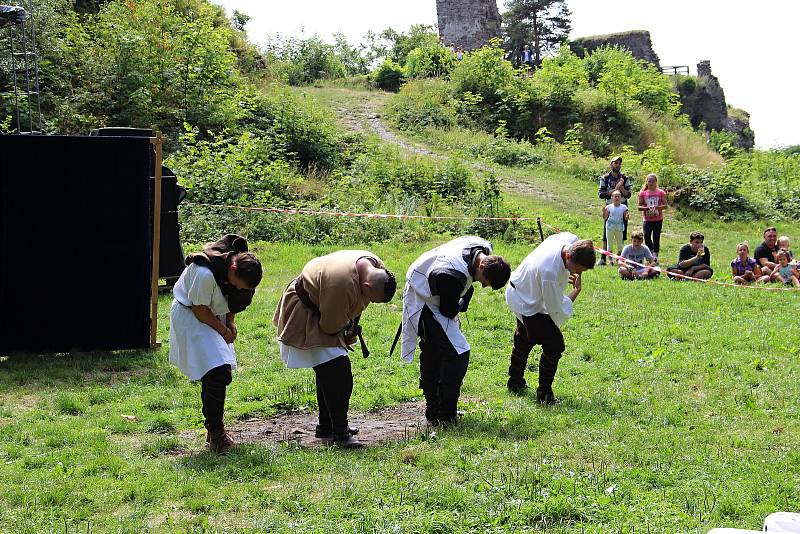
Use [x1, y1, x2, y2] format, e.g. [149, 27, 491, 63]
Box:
[678, 76, 697, 95]
[385, 78, 457, 131]
[263, 35, 346, 85]
[673, 168, 759, 220]
[587, 45, 681, 117]
[237, 86, 342, 171]
[405, 43, 457, 79]
[373, 60, 406, 92]
[450, 44, 515, 110]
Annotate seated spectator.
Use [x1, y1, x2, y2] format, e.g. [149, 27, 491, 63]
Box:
[754, 227, 779, 276]
[777, 235, 795, 262]
[618, 230, 659, 280]
[667, 231, 713, 280]
[771, 250, 800, 287]
[730, 243, 768, 285]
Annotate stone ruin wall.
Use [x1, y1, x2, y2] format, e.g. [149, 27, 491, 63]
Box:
[570, 30, 661, 68]
[436, 0, 501, 51]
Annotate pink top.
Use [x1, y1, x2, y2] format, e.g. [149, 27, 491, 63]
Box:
[639, 188, 666, 222]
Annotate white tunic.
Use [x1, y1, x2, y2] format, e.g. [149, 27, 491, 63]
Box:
[505, 232, 577, 327]
[278, 343, 347, 369]
[400, 236, 492, 363]
[169, 263, 236, 381]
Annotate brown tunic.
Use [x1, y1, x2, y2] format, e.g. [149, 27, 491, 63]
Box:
[272, 250, 385, 350]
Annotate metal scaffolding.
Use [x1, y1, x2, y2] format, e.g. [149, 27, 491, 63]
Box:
[2, 0, 43, 134]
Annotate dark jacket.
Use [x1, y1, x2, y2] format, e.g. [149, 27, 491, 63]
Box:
[427, 244, 486, 318]
[185, 234, 254, 313]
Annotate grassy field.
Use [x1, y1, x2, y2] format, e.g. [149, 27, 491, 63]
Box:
[1, 238, 799, 532]
[2, 86, 799, 532]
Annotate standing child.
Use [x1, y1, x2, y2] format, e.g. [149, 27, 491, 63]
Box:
[618, 230, 659, 279]
[730, 243, 767, 284]
[169, 234, 263, 453]
[603, 190, 628, 265]
[638, 173, 667, 262]
[771, 250, 800, 287]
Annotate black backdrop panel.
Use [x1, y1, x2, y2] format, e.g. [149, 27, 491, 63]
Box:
[0, 135, 153, 353]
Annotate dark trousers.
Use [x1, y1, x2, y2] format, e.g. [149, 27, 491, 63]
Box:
[313, 355, 353, 437]
[418, 305, 470, 423]
[643, 220, 663, 254]
[201, 364, 232, 432]
[508, 314, 565, 393]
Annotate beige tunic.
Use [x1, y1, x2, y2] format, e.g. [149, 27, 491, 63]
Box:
[273, 250, 384, 350]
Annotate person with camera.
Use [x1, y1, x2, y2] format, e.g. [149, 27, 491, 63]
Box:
[273, 250, 397, 449]
[399, 236, 511, 426]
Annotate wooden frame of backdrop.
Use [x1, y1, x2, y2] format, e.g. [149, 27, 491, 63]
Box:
[149, 132, 163, 348]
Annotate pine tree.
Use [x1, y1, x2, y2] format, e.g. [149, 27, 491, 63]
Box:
[503, 0, 572, 67]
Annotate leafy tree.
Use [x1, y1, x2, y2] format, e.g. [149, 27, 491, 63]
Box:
[380, 24, 439, 66]
[231, 10, 250, 32]
[333, 31, 384, 76]
[502, 0, 571, 67]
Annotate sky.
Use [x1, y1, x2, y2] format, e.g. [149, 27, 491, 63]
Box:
[213, 0, 800, 149]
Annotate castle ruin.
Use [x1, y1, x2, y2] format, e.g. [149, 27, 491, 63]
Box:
[436, 0, 501, 51]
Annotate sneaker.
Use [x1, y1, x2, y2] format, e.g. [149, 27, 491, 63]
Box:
[206, 427, 236, 454]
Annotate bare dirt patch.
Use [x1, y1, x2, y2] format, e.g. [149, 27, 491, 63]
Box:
[181, 401, 430, 449]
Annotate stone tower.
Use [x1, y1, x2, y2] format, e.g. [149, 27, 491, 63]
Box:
[436, 0, 502, 51]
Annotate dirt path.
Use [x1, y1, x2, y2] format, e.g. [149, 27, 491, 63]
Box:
[324, 88, 558, 203]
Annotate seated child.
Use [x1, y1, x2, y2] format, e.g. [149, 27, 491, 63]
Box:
[771, 250, 800, 288]
[618, 230, 659, 280]
[731, 243, 768, 284]
[778, 235, 796, 264]
[603, 190, 628, 265]
[169, 234, 263, 453]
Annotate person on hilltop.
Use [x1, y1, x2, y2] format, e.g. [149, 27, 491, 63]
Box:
[730, 242, 768, 285]
[400, 236, 510, 426]
[666, 231, 713, 281]
[505, 233, 595, 404]
[598, 156, 632, 265]
[522, 44, 532, 67]
[754, 227, 780, 277]
[273, 250, 396, 449]
[637, 173, 667, 263]
[618, 230, 660, 280]
[169, 234, 263, 454]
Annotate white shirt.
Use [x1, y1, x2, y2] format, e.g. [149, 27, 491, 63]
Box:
[505, 232, 576, 327]
[172, 263, 230, 318]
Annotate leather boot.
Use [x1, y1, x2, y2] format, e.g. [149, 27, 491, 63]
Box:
[206, 426, 236, 454]
[333, 432, 364, 449]
[315, 425, 359, 439]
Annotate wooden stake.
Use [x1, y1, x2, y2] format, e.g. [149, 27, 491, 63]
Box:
[149, 133, 163, 348]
